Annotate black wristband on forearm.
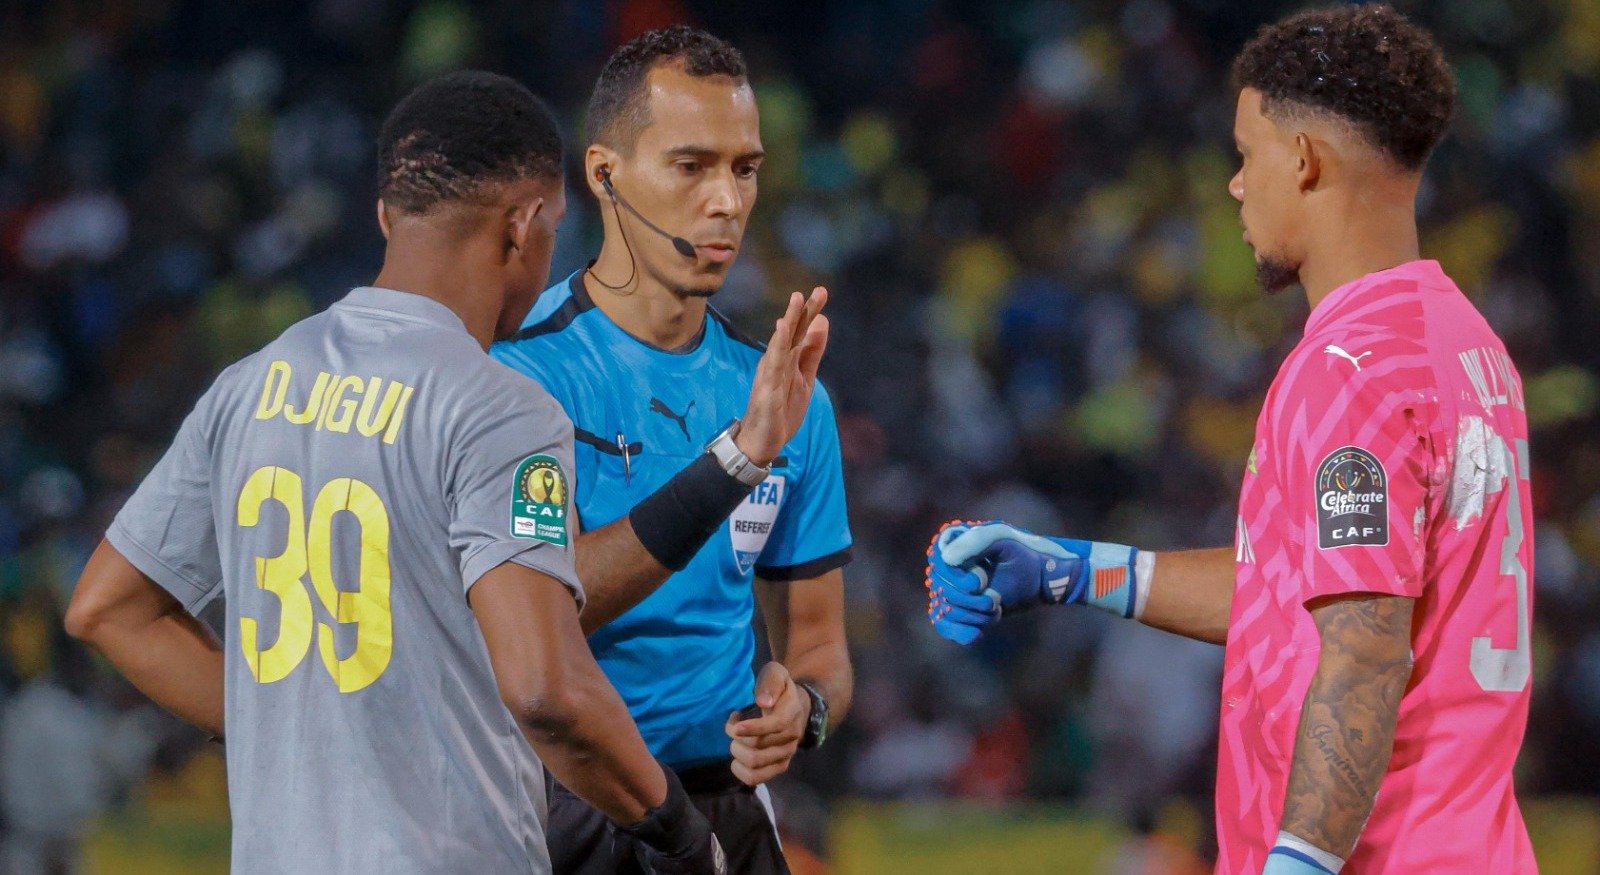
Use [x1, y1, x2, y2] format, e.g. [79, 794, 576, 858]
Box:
[629, 452, 754, 571]
[614, 760, 705, 858]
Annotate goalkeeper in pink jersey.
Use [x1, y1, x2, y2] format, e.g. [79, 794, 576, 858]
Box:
[926, 6, 1537, 873]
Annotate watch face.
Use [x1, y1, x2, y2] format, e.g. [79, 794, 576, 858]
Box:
[801, 683, 828, 748]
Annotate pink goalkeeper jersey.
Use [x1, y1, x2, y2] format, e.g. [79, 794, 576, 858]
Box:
[1220, 260, 1536, 873]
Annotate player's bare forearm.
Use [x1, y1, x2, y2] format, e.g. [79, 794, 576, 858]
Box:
[574, 519, 674, 635]
[471, 562, 666, 823]
[756, 569, 852, 723]
[519, 669, 664, 825]
[1139, 547, 1235, 644]
[1279, 594, 1414, 860]
[65, 540, 225, 736]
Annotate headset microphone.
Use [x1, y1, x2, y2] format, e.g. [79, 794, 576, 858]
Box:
[597, 169, 697, 258]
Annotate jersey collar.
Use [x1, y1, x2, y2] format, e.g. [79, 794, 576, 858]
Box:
[571, 271, 715, 360]
[1303, 259, 1445, 336]
[339, 286, 471, 334]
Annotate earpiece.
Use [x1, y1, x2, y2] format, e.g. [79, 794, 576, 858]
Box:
[591, 168, 695, 259]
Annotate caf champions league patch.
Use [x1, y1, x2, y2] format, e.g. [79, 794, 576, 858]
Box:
[511, 454, 569, 546]
[1315, 446, 1388, 549]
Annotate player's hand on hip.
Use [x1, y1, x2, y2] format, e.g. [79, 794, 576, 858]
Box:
[724, 661, 806, 786]
[735, 287, 829, 466]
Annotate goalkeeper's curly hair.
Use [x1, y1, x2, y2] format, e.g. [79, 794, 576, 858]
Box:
[1232, 4, 1455, 171]
[377, 70, 563, 215]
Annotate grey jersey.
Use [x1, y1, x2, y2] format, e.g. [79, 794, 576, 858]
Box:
[107, 287, 579, 875]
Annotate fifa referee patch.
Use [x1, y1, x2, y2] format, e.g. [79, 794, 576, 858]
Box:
[511, 454, 569, 546]
[1315, 446, 1388, 549]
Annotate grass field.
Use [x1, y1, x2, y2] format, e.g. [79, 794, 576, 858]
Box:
[81, 751, 1600, 874]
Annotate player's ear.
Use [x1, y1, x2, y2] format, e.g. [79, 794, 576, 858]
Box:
[376, 199, 391, 240]
[1294, 132, 1322, 194]
[585, 144, 618, 200]
[506, 196, 542, 260]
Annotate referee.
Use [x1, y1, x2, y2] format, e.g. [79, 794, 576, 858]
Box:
[64, 73, 721, 875]
[493, 26, 852, 875]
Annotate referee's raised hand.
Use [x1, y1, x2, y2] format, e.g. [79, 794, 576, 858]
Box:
[734, 287, 829, 466]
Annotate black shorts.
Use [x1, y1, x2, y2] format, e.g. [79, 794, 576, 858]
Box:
[546, 761, 790, 875]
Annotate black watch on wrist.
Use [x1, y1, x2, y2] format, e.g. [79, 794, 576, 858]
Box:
[796, 681, 829, 750]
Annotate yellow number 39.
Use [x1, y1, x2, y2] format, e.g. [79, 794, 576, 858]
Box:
[236, 466, 393, 693]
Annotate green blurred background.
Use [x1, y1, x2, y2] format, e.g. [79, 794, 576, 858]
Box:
[5, 0, 1600, 872]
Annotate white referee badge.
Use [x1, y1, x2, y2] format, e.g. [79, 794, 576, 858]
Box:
[730, 474, 785, 575]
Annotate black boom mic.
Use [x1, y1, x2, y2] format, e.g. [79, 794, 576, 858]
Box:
[597, 170, 696, 258]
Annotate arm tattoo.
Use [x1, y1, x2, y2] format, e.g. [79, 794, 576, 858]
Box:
[1279, 594, 1414, 860]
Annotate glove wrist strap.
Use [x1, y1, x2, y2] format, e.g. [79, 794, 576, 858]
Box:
[1131, 550, 1155, 620]
[1262, 832, 1344, 874]
[1057, 541, 1149, 619]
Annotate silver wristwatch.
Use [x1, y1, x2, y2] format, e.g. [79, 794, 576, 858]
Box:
[705, 419, 770, 487]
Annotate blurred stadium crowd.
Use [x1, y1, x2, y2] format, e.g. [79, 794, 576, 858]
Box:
[2, 0, 1599, 869]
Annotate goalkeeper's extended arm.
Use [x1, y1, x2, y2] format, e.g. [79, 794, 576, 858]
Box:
[927, 521, 1233, 645]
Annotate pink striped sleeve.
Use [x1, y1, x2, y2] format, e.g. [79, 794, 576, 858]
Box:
[1275, 331, 1437, 602]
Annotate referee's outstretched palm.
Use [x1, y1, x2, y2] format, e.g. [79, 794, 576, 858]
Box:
[735, 287, 829, 465]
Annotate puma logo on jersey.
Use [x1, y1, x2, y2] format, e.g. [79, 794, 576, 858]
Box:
[649, 397, 695, 440]
[1324, 345, 1373, 372]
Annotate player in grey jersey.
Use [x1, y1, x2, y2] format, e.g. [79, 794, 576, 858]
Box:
[64, 72, 724, 875]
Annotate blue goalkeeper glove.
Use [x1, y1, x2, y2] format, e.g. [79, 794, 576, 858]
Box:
[925, 520, 1148, 645]
[924, 542, 1001, 646]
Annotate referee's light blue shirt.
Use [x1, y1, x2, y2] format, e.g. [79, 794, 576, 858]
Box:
[491, 271, 852, 767]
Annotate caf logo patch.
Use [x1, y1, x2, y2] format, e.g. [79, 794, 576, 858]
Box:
[522, 460, 566, 506]
[1315, 446, 1388, 549]
[511, 454, 569, 546]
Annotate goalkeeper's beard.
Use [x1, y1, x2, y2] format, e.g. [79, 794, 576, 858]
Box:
[1255, 253, 1301, 295]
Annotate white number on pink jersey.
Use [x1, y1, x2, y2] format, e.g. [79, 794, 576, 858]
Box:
[1469, 436, 1531, 693]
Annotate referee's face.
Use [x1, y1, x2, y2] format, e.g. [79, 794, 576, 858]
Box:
[622, 64, 764, 298]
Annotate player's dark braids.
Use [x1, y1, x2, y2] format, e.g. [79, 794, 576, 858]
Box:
[1231, 4, 1456, 171]
[586, 25, 746, 151]
[377, 70, 563, 215]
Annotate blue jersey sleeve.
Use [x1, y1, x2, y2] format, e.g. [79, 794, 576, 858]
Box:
[755, 384, 852, 580]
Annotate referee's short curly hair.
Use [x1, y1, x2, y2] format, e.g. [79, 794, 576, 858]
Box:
[586, 25, 746, 152]
[1232, 4, 1455, 171]
[377, 71, 563, 215]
